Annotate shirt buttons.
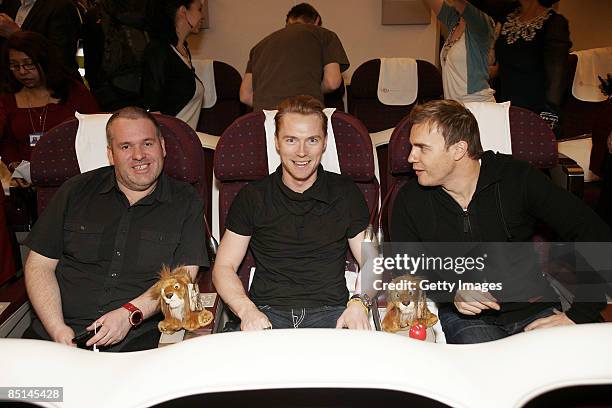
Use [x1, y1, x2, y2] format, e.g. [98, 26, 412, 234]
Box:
[115, 251, 121, 256]
[111, 273, 118, 278]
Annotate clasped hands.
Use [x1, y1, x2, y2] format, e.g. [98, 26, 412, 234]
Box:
[454, 289, 574, 331]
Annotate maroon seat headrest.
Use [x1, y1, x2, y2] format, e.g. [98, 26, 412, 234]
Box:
[212, 60, 242, 101]
[214, 111, 375, 183]
[350, 59, 443, 100]
[31, 114, 206, 195]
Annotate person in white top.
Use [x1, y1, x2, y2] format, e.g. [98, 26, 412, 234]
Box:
[426, 0, 496, 103]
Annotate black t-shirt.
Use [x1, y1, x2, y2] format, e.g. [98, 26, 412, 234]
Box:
[25, 166, 208, 334]
[225, 166, 369, 308]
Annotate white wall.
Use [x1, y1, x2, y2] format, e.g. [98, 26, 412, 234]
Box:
[189, 0, 439, 82]
[558, 0, 612, 52]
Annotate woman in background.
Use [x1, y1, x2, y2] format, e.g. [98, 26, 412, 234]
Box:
[493, 0, 571, 135]
[426, 0, 496, 102]
[0, 31, 99, 173]
[141, 0, 204, 129]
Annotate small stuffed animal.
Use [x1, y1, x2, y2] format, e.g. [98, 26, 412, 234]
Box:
[152, 266, 213, 333]
[382, 274, 438, 333]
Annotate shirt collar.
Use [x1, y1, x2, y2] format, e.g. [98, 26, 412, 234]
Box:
[98, 167, 172, 205]
[273, 164, 331, 204]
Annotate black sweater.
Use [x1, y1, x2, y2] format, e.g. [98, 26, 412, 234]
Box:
[392, 151, 611, 324]
[141, 40, 197, 116]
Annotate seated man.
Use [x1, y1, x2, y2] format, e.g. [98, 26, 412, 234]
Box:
[213, 95, 371, 330]
[23, 107, 208, 351]
[391, 99, 611, 344]
[239, 3, 349, 111]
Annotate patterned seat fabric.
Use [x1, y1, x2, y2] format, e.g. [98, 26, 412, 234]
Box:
[214, 111, 379, 289]
[196, 61, 245, 137]
[30, 114, 208, 214]
[348, 59, 443, 133]
[384, 106, 558, 234]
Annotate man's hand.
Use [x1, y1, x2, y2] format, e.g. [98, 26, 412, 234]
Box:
[49, 324, 76, 346]
[335, 302, 371, 330]
[524, 309, 575, 331]
[85, 307, 132, 347]
[12, 178, 31, 188]
[454, 290, 500, 315]
[0, 13, 20, 38]
[239, 307, 273, 331]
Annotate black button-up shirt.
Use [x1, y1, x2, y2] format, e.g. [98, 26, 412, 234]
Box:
[225, 166, 369, 308]
[25, 166, 208, 332]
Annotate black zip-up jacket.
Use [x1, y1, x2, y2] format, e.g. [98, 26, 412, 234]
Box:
[392, 151, 611, 324]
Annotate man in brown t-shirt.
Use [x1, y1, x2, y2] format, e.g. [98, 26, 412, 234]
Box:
[239, 3, 349, 111]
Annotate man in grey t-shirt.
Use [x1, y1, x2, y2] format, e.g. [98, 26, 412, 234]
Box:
[239, 3, 349, 111]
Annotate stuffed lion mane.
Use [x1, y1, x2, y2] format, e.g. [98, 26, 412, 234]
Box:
[381, 274, 438, 333]
[152, 265, 213, 333]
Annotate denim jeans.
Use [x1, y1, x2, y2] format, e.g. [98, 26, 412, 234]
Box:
[439, 306, 558, 344]
[258, 305, 346, 329]
[223, 305, 346, 331]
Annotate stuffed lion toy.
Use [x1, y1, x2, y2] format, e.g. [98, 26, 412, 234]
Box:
[152, 266, 213, 333]
[381, 274, 438, 333]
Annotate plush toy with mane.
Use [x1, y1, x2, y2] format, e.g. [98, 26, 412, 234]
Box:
[152, 266, 213, 333]
[381, 274, 438, 333]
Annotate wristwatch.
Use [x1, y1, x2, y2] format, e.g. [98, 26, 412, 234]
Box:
[122, 302, 143, 327]
[349, 294, 372, 310]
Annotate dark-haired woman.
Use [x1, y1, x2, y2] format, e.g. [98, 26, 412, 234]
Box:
[0, 31, 99, 171]
[493, 0, 571, 136]
[141, 0, 204, 129]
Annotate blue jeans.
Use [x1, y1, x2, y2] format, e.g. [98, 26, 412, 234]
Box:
[439, 306, 558, 344]
[223, 305, 346, 331]
[258, 305, 346, 329]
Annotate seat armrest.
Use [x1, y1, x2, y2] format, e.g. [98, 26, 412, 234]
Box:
[0, 277, 31, 338]
[550, 153, 584, 197]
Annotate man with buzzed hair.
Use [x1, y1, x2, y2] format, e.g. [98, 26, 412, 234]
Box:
[240, 2, 349, 111]
[23, 106, 208, 351]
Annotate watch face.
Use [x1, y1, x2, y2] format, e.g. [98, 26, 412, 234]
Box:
[130, 310, 144, 326]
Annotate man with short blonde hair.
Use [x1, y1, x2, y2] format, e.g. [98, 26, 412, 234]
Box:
[214, 95, 371, 331]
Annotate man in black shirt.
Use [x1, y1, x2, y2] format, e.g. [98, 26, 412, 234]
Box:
[391, 100, 611, 344]
[23, 107, 208, 351]
[213, 95, 371, 330]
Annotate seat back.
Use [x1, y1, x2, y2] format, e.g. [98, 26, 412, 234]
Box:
[196, 61, 245, 136]
[347, 59, 443, 133]
[561, 53, 608, 139]
[0, 192, 17, 286]
[383, 106, 558, 237]
[214, 111, 379, 289]
[30, 114, 208, 214]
